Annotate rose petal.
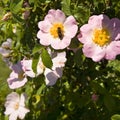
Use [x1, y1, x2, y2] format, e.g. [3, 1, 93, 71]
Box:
[105, 41, 120, 60]
[51, 36, 71, 49]
[38, 21, 52, 33]
[45, 9, 66, 23]
[18, 107, 29, 119]
[9, 112, 18, 120]
[64, 16, 78, 38]
[44, 68, 59, 86]
[37, 31, 51, 46]
[83, 42, 105, 62]
[7, 73, 27, 89]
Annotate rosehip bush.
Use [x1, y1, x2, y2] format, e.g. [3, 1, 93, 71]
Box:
[0, 0, 120, 120]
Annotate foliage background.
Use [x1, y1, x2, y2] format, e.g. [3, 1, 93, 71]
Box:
[1, 0, 120, 120]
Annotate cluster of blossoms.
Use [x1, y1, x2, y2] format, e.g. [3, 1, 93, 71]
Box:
[1, 9, 120, 120]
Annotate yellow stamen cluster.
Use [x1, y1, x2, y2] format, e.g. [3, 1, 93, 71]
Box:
[50, 23, 64, 39]
[93, 29, 110, 47]
[14, 102, 19, 110]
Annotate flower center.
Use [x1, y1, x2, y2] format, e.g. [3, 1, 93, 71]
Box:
[93, 29, 110, 47]
[50, 23, 64, 40]
[18, 71, 24, 80]
[39, 61, 45, 70]
[14, 102, 19, 110]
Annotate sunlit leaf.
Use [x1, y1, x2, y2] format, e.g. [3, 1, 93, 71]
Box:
[36, 84, 46, 95]
[41, 48, 53, 69]
[10, 0, 23, 14]
[61, 0, 71, 15]
[32, 53, 40, 73]
[111, 114, 120, 120]
[12, 13, 24, 23]
[32, 95, 40, 105]
[32, 44, 43, 55]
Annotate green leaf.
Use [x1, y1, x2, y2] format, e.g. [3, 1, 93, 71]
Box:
[12, 13, 24, 23]
[69, 38, 80, 49]
[32, 53, 40, 73]
[32, 44, 43, 55]
[104, 95, 116, 111]
[41, 48, 53, 69]
[107, 60, 120, 72]
[29, 0, 34, 4]
[61, 0, 71, 15]
[111, 114, 120, 120]
[10, 0, 23, 14]
[32, 94, 40, 105]
[77, 95, 89, 108]
[91, 82, 107, 95]
[74, 48, 85, 67]
[74, 5, 90, 24]
[36, 84, 46, 95]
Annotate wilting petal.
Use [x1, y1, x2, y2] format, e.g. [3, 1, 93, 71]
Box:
[7, 72, 27, 89]
[44, 68, 59, 86]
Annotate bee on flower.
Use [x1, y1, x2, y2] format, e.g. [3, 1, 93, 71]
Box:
[37, 9, 78, 50]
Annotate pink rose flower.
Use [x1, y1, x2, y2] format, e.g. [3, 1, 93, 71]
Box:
[37, 9, 78, 50]
[78, 14, 120, 62]
[22, 59, 35, 78]
[4, 92, 29, 120]
[7, 60, 35, 89]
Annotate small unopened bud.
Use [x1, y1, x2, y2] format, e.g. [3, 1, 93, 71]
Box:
[91, 94, 99, 102]
[23, 2, 30, 20]
[23, 10, 30, 20]
[1, 12, 12, 21]
[12, 26, 17, 33]
[0, 38, 12, 57]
